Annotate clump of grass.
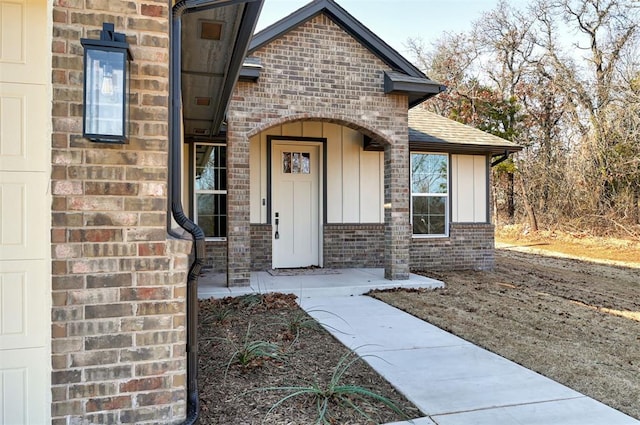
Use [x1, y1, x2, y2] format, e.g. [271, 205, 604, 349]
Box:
[275, 310, 321, 343]
[222, 323, 282, 375]
[251, 349, 408, 424]
[200, 304, 233, 325]
[235, 293, 265, 309]
[275, 308, 348, 346]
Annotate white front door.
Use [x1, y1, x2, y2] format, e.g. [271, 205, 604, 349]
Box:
[0, 0, 51, 423]
[272, 143, 321, 268]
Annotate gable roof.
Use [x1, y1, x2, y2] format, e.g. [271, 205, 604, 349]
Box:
[408, 108, 522, 155]
[246, 0, 445, 106]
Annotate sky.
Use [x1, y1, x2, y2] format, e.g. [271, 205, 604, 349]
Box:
[256, 0, 531, 58]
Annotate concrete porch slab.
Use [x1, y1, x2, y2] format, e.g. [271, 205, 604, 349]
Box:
[197, 268, 443, 299]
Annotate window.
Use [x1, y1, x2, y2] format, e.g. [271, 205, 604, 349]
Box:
[194, 144, 227, 238]
[282, 151, 311, 174]
[411, 153, 448, 236]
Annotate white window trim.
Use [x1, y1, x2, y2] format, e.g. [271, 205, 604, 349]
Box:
[411, 152, 450, 238]
[194, 142, 227, 241]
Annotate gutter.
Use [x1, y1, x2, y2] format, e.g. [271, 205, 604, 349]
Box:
[491, 151, 512, 167]
[169, 1, 263, 424]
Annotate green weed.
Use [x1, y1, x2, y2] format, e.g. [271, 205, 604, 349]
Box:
[251, 349, 408, 424]
[223, 323, 282, 375]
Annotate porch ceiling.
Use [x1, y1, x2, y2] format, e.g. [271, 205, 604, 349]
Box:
[181, 1, 262, 140]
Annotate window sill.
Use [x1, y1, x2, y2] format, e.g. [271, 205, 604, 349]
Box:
[412, 234, 449, 239]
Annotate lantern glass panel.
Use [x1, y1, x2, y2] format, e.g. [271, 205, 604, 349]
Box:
[84, 48, 127, 138]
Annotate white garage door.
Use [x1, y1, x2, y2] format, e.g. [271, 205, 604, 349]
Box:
[0, 0, 51, 423]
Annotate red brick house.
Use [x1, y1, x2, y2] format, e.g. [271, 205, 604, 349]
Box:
[0, 0, 518, 423]
[188, 0, 521, 286]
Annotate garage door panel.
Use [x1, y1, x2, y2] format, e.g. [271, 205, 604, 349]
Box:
[0, 0, 47, 84]
[0, 83, 48, 171]
[0, 172, 49, 260]
[0, 0, 50, 423]
[1, 1, 24, 62]
[0, 347, 48, 424]
[0, 260, 47, 349]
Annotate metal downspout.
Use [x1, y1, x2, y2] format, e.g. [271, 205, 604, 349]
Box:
[169, 1, 263, 423]
[169, 7, 203, 424]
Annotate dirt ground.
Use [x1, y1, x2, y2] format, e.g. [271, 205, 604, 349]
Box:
[371, 234, 640, 420]
[197, 293, 420, 424]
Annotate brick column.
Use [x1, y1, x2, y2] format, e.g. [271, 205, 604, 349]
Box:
[51, 2, 191, 423]
[226, 130, 252, 286]
[384, 141, 411, 280]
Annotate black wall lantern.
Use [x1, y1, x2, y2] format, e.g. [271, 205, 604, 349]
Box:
[81, 23, 133, 143]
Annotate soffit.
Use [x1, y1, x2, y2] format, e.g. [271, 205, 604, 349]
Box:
[180, 1, 262, 140]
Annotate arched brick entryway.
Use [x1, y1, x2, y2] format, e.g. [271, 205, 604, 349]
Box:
[225, 114, 411, 286]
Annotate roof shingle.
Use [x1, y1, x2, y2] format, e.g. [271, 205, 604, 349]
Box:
[409, 108, 522, 154]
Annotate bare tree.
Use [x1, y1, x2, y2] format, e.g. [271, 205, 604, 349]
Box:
[533, 0, 639, 214]
[408, 0, 640, 236]
[405, 33, 480, 118]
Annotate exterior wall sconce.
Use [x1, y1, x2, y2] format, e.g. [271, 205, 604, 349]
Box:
[81, 23, 133, 143]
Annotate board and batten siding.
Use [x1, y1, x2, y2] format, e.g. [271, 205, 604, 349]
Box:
[250, 121, 384, 224]
[451, 154, 488, 223]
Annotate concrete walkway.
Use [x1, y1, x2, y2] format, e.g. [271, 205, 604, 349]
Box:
[199, 269, 639, 425]
[300, 296, 640, 425]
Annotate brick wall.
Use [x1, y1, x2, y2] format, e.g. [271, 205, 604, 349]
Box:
[227, 13, 411, 285]
[324, 224, 385, 268]
[411, 223, 496, 271]
[323, 223, 495, 271]
[204, 240, 226, 272]
[202, 225, 271, 272]
[51, 2, 190, 423]
[250, 224, 272, 271]
[204, 223, 494, 272]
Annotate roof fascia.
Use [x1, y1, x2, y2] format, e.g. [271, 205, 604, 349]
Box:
[238, 66, 261, 81]
[408, 141, 523, 155]
[211, 0, 264, 132]
[384, 72, 446, 107]
[363, 140, 521, 155]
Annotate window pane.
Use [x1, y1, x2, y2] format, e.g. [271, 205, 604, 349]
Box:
[428, 197, 446, 215]
[283, 152, 291, 173]
[412, 153, 447, 193]
[412, 196, 430, 234]
[196, 193, 227, 238]
[218, 168, 227, 191]
[301, 153, 310, 174]
[195, 145, 226, 191]
[292, 152, 300, 173]
[429, 215, 446, 234]
[412, 195, 447, 235]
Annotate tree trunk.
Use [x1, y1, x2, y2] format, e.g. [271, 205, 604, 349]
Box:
[508, 172, 515, 222]
[633, 184, 640, 225]
[518, 174, 538, 232]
